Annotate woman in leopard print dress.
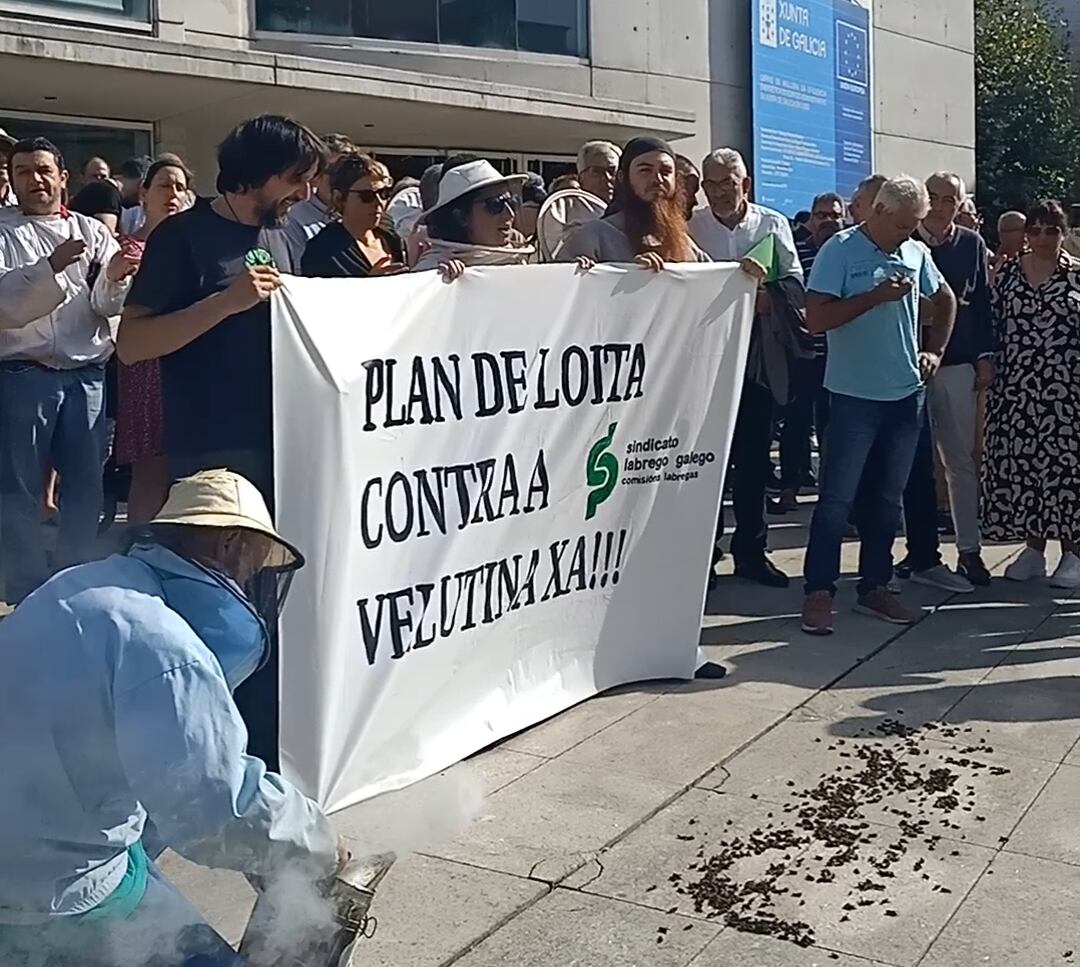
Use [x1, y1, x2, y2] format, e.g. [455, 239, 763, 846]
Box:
[982, 200, 1080, 586]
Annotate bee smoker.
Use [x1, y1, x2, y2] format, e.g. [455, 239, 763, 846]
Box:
[238, 853, 395, 967]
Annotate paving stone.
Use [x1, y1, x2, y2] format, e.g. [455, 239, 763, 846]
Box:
[426, 755, 684, 881]
[1006, 764, 1080, 866]
[557, 689, 785, 786]
[453, 887, 720, 967]
[468, 747, 548, 794]
[942, 675, 1080, 763]
[747, 837, 994, 965]
[500, 687, 660, 758]
[358, 853, 547, 967]
[919, 852, 1080, 967]
[562, 789, 804, 919]
[689, 931, 895, 966]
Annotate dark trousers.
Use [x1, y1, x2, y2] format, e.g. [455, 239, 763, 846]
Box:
[780, 356, 829, 489]
[721, 380, 775, 565]
[901, 408, 942, 571]
[804, 389, 925, 595]
[169, 448, 280, 773]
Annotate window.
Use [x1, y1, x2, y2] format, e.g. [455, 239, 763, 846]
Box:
[9, 0, 150, 21]
[256, 0, 589, 57]
[0, 115, 153, 181]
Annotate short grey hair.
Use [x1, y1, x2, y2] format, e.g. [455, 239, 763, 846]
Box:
[998, 210, 1026, 231]
[873, 175, 931, 217]
[702, 148, 748, 177]
[811, 191, 846, 213]
[852, 173, 887, 204]
[926, 171, 967, 201]
[576, 140, 620, 173]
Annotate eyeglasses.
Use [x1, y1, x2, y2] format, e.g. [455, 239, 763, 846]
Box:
[477, 192, 518, 216]
[349, 186, 393, 204]
[1026, 225, 1063, 237]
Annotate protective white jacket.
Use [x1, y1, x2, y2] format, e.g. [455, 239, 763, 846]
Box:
[0, 209, 127, 368]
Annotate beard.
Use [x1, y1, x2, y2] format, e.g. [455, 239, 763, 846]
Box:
[257, 202, 290, 229]
[613, 183, 695, 262]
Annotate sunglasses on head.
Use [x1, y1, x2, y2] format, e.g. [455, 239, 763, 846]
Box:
[477, 192, 518, 216]
[349, 186, 393, 204]
[1026, 225, 1063, 237]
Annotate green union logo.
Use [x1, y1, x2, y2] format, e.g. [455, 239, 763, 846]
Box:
[585, 423, 619, 520]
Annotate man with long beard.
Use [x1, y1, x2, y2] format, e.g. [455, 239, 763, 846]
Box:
[555, 137, 713, 267]
[557, 137, 765, 682]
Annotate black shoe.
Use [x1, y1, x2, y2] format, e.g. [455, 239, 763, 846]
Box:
[894, 555, 914, 580]
[937, 510, 956, 536]
[800, 470, 818, 491]
[766, 497, 788, 516]
[734, 557, 790, 588]
[958, 551, 992, 587]
[695, 662, 728, 680]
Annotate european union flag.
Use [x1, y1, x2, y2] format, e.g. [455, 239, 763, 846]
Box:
[836, 20, 868, 86]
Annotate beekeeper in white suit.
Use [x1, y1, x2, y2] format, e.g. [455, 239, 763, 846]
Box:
[0, 469, 343, 966]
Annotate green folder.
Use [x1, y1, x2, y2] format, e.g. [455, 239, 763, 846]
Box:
[744, 234, 780, 282]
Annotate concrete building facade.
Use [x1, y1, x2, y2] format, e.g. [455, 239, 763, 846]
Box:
[0, 0, 975, 206]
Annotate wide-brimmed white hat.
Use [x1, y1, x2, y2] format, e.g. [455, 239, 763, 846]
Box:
[149, 469, 303, 571]
[425, 159, 529, 217]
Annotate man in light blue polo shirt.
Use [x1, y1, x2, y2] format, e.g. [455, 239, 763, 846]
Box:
[800, 175, 957, 635]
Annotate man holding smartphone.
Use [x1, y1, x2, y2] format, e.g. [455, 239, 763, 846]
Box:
[800, 175, 957, 635]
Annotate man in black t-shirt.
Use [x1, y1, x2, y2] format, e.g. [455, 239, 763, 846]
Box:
[120, 115, 327, 502]
[119, 115, 327, 770]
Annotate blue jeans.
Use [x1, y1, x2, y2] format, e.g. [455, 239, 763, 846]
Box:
[0, 361, 107, 603]
[0, 863, 242, 966]
[804, 389, 925, 596]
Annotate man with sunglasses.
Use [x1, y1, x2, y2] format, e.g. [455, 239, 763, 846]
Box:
[893, 171, 993, 593]
[0, 469, 345, 967]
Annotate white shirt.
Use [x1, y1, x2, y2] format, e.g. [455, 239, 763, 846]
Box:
[119, 204, 145, 237]
[283, 195, 333, 269]
[0, 210, 128, 368]
[387, 186, 423, 238]
[537, 189, 608, 262]
[689, 202, 803, 281]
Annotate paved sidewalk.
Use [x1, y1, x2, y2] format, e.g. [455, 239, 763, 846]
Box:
[163, 504, 1080, 966]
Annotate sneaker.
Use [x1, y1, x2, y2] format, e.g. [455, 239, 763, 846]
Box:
[801, 590, 834, 635]
[1049, 552, 1080, 589]
[958, 551, 992, 587]
[734, 556, 790, 588]
[1004, 547, 1047, 582]
[910, 564, 975, 594]
[854, 587, 917, 625]
[886, 574, 902, 594]
[766, 497, 789, 516]
[894, 555, 915, 580]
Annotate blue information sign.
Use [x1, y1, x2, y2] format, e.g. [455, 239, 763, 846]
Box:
[751, 0, 872, 216]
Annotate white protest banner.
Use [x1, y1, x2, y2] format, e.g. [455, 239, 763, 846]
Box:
[273, 264, 755, 812]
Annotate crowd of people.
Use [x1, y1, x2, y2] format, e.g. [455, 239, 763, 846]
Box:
[1, 110, 1080, 961]
[0, 114, 1079, 632]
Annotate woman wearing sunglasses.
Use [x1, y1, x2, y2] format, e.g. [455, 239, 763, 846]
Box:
[983, 199, 1080, 587]
[413, 155, 533, 279]
[301, 153, 405, 279]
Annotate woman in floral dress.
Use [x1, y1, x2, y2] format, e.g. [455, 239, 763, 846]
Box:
[983, 200, 1080, 587]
